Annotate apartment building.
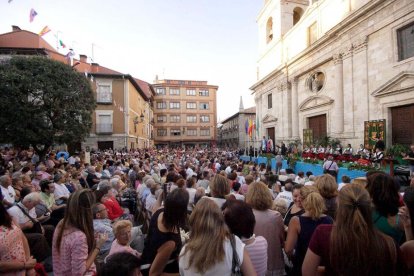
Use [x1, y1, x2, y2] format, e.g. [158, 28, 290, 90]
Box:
[0, 26, 154, 151]
[152, 78, 218, 148]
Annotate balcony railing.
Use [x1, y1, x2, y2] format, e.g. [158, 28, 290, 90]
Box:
[96, 123, 113, 134]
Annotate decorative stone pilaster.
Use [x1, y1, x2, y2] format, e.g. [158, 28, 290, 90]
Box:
[332, 53, 344, 134]
[291, 77, 299, 138]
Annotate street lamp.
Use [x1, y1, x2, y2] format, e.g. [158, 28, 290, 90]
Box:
[133, 112, 145, 132]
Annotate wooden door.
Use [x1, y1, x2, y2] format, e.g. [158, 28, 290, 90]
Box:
[392, 104, 414, 145]
[97, 141, 114, 150]
[267, 127, 275, 144]
[308, 114, 327, 141]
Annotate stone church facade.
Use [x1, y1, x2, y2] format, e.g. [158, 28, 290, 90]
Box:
[251, 0, 414, 148]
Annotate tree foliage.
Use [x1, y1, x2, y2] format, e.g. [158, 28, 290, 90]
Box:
[0, 56, 96, 156]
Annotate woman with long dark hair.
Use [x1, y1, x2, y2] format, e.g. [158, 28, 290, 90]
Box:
[366, 173, 405, 245]
[52, 189, 107, 276]
[302, 184, 399, 276]
[140, 188, 189, 276]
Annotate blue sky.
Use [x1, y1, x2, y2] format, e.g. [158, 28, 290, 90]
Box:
[0, 0, 262, 120]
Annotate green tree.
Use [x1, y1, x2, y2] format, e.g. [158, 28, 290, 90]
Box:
[0, 56, 96, 158]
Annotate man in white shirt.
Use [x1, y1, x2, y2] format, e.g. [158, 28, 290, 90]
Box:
[53, 174, 70, 205]
[0, 175, 15, 208]
[275, 182, 293, 208]
[8, 192, 52, 261]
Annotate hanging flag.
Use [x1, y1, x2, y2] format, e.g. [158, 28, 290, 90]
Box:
[59, 39, 66, 48]
[256, 116, 259, 138]
[248, 119, 253, 137]
[29, 8, 38, 23]
[245, 119, 248, 134]
[39, 26, 51, 36]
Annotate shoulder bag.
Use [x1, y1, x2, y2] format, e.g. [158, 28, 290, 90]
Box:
[16, 204, 43, 234]
[230, 234, 242, 276]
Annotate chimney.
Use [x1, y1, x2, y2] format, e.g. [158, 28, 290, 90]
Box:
[91, 63, 99, 73]
[12, 25, 21, 32]
[79, 54, 87, 63]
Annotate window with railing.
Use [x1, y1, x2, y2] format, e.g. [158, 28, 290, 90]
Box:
[156, 88, 166, 95]
[200, 115, 210, 123]
[199, 103, 209, 110]
[187, 115, 197, 123]
[171, 129, 181, 136]
[157, 115, 167, 122]
[170, 88, 180, 95]
[96, 84, 112, 103]
[186, 102, 196, 109]
[96, 114, 112, 133]
[157, 129, 167, 136]
[186, 89, 196, 96]
[200, 129, 210, 136]
[170, 115, 180, 123]
[199, 89, 209, 96]
[187, 129, 197, 136]
[157, 102, 167, 109]
[169, 102, 180, 109]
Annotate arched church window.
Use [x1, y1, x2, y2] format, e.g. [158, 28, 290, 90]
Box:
[293, 7, 304, 26]
[266, 17, 273, 44]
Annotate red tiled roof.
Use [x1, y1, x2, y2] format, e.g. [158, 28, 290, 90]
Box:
[0, 29, 56, 52]
[134, 78, 155, 99]
[0, 28, 155, 101]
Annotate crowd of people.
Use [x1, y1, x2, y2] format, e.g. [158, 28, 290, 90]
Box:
[0, 146, 413, 276]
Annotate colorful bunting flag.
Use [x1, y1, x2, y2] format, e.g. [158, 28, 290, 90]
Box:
[39, 26, 51, 37]
[29, 8, 38, 23]
[59, 39, 66, 48]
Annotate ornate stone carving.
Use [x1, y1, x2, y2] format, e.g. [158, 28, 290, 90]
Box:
[276, 80, 291, 91]
[352, 36, 368, 53]
[341, 44, 353, 59]
[333, 53, 343, 65]
[299, 95, 334, 111]
[307, 72, 325, 93]
[371, 71, 414, 97]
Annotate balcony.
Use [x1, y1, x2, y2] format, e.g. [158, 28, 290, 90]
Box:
[96, 123, 113, 134]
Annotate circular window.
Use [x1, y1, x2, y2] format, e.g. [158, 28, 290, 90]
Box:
[308, 72, 325, 93]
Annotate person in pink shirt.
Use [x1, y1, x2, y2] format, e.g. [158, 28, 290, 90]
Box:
[52, 189, 108, 276]
[107, 220, 140, 260]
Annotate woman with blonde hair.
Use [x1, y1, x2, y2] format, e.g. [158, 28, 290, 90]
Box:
[179, 198, 256, 275]
[52, 189, 108, 276]
[246, 181, 285, 275]
[107, 220, 139, 259]
[315, 174, 338, 219]
[208, 174, 231, 208]
[284, 186, 333, 275]
[302, 184, 399, 276]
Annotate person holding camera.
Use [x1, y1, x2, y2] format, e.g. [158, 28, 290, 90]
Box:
[39, 179, 66, 227]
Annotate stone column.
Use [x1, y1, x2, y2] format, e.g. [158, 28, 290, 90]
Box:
[291, 77, 299, 138]
[332, 54, 344, 134]
[342, 45, 354, 135]
[279, 82, 288, 140]
[352, 37, 369, 139]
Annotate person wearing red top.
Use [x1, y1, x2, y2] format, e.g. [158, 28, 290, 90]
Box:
[95, 186, 123, 221]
